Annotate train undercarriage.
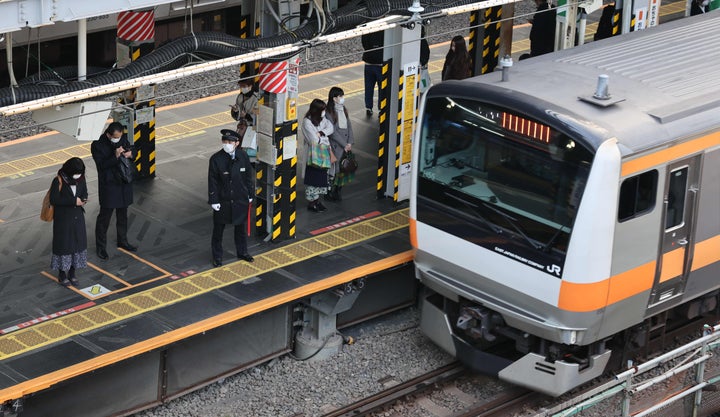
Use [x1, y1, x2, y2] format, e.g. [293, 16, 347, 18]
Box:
[419, 289, 719, 397]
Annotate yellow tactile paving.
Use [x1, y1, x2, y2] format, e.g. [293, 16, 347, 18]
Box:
[0, 208, 409, 361]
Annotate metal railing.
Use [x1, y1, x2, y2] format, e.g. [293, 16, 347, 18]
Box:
[534, 323, 720, 417]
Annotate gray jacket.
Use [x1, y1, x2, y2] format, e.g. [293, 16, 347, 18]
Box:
[325, 108, 354, 177]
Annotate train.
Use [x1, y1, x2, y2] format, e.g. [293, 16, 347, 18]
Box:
[409, 12, 720, 396]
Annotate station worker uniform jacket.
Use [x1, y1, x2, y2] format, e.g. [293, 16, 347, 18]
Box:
[50, 174, 89, 256]
[208, 133, 255, 226]
[91, 134, 134, 209]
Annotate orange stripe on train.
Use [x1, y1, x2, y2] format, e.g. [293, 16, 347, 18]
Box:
[621, 131, 720, 177]
[558, 235, 719, 312]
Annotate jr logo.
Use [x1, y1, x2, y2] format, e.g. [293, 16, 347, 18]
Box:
[546, 264, 562, 276]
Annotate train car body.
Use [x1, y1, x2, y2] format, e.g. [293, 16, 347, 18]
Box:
[410, 13, 720, 396]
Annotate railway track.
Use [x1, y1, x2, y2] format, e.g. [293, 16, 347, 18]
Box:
[319, 361, 546, 417]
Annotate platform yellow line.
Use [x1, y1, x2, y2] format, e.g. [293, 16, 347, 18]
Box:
[0, 249, 413, 403]
[0, 209, 409, 364]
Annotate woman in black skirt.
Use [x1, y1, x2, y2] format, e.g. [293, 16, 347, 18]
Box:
[302, 99, 334, 212]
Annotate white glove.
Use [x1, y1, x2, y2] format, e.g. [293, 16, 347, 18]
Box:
[211, 203, 221, 211]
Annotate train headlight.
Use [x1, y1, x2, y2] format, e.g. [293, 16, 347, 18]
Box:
[561, 329, 578, 344]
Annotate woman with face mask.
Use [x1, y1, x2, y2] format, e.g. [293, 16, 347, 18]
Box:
[302, 99, 334, 213]
[324, 87, 355, 202]
[49, 157, 89, 287]
[231, 78, 259, 126]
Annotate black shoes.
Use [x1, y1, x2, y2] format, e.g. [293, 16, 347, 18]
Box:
[118, 242, 137, 252]
[58, 271, 71, 287]
[308, 201, 327, 212]
[325, 186, 341, 202]
[212, 259, 223, 267]
[366, 108, 373, 117]
[308, 201, 323, 213]
[97, 248, 109, 260]
[238, 253, 254, 263]
[69, 277, 80, 287]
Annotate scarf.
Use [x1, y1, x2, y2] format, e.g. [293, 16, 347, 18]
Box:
[336, 104, 348, 130]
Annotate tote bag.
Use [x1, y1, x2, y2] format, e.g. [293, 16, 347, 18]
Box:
[308, 140, 332, 169]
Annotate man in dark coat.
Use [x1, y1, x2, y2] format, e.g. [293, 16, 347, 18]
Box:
[208, 130, 255, 267]
[529, 0, 557, 57]
[91, 121, 137, 260]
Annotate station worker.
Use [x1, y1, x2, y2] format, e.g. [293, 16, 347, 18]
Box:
[208, 130, 255, 267]
[91, 121, 137, 260]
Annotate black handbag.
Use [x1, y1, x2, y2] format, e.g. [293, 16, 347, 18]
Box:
[340, 150, 358, 174]
[115, 157, 135, 184]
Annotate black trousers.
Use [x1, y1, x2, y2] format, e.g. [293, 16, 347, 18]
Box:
[95, 206, 128, 250]
[211, 222, 247, 261]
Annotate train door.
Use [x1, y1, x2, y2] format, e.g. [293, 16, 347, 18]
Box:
[648, 156, 701, 307]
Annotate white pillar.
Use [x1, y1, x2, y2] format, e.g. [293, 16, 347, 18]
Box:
[6, 31, 18, 87]
[78, 18, 87, 81]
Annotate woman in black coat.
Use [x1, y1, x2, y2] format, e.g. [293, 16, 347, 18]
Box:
[49, 157, 89, 287]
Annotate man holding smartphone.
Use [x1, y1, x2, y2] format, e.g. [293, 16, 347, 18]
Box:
[91, 122, 138, 260]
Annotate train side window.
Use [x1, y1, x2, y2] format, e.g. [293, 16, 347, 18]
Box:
[618, 170, 658, 222]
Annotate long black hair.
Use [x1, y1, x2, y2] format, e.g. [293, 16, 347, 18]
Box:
[304, 98, 326, 126]
[326, 86, 347, 122]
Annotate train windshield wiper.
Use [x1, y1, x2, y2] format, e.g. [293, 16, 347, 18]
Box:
[444, 192, 503, 234]
[541, 225, 570, 253]
[480, 202, 542, 250]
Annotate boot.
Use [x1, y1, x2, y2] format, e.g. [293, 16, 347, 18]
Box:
[58, 270, 71, 287]
[335, 186, 343, 201]
[308, 200, 321, 213]
[68, 266, 79, 287]
[325, 185, 338, 201]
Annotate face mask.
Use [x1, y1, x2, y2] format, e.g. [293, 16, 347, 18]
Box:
[223, 143, 236, 154]
[72, 174, 82, 179]
[110, 137, 121, 144]
[337, 97, 345, 105]
[702, 0, 709, 5]
[241, 87, 251, 94]
[321, 111, 326, 118]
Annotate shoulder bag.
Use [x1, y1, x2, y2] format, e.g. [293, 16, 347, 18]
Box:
[40, 176, 62, 222]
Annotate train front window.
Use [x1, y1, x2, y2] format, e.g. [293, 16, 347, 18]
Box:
[417, 96, 593, 256]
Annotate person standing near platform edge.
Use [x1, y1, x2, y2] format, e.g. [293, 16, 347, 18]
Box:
[208, 130, 255, 268]
[91, 122, 137, 260]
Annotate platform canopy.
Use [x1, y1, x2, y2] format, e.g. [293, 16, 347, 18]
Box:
[0, 0, 178, 34]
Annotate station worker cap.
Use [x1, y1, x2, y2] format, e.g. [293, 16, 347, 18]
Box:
[220, 129, 241, 142]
